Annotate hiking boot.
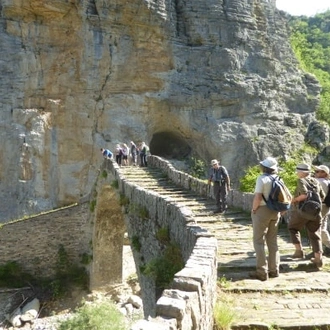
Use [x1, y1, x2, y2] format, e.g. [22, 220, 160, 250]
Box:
[248, 271, 268, 281]
[311, 258, 323, 268]
[269, 271, 279, 278]
[213, 209, 223, 214]
[291, 250, 305, 259]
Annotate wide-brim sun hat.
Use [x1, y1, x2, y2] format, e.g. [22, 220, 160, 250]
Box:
[296, 163, 311, 173]
[314, 164, 330, 175]
[210, 159, 219, 166]
[259, 157, 278, 170]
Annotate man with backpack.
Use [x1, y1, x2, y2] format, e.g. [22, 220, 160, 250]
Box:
[288, 163, 325, 268]
[208, 159, 231, 214]
[314, 165, 330, 255]
[250, 157, 283, 281]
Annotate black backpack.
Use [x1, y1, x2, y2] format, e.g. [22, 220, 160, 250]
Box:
[324, 183, 330, 207]
[298, 179, 322, 220]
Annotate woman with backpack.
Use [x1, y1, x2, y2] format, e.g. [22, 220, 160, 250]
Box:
[289, 163, 325, 268]
[249, 157, 281, 281]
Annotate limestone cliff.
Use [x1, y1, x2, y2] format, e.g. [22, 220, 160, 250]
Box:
[0, 0, 323, 221]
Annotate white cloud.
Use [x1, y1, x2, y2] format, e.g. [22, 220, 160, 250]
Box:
[276, 0, 330, 16]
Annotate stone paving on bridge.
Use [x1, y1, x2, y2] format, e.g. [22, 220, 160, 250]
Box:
[120, 165, 330, 330]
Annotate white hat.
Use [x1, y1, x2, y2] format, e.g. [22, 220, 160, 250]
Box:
[210, 159, 219, 166]
[314, 165, 330, 175]
[260, 157, 278, 170]
[296, 163, 311, 173]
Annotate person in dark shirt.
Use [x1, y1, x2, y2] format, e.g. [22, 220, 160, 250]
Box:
[208, 159, 231, 214]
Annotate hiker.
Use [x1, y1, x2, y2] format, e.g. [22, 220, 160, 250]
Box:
[121, 143, 129, 166]
[208, 159, 230, 214]
[130, 141, 137, 166]
[115, 144, 123, 166]
[249, 157, 281, 281]
[139, 142, 149, 167]
[100, 148, 113, 159]
[314, 165, 330, 255]
[288, 163, 325, 268]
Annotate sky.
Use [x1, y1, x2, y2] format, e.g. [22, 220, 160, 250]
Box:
[276, 0, 330, 16]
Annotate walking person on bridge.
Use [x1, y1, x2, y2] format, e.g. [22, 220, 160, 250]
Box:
[208, 159, 231, 214]
[314, 165, 330, 255]
[289, 163, 325, 268]
[250, 157, 281, 281]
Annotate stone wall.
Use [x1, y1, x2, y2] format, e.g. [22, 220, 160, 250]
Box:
[148, 156, 254, 213]
[0, 203, 92, 277]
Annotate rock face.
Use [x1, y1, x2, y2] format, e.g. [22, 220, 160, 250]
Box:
[0, 0, 322, 221]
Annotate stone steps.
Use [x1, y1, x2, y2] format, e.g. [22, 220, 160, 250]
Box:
[119, 165, 330, 329]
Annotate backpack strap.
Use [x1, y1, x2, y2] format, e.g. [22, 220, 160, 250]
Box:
[261, 174, 277, 203]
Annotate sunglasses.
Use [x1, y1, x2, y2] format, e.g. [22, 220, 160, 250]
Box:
[315, 170, 324, 173]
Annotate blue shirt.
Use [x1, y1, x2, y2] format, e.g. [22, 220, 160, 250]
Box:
[103, 149, 113, 158]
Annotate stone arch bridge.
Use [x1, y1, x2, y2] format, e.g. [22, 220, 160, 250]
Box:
[1, 156, 330, 329]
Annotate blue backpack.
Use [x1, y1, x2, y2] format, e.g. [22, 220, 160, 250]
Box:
[262, 175, 292, 212]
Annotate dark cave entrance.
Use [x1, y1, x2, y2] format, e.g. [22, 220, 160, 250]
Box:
[149, 132, 191, 159]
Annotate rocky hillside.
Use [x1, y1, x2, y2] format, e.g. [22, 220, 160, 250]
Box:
[0, 0, 324, 221]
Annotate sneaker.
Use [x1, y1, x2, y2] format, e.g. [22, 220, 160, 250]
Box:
[291, 250, 305, 259]
[248, 271, 268, 281]
[324, 246, 330, 256]
[269, 272, 279, 278]
[311, 258, 323, 268]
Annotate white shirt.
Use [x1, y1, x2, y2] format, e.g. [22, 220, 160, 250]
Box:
[254, 174, 276, 206]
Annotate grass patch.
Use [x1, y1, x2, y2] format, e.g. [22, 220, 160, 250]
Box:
[213, 299, 236, 330]
[129, 204, 149, 220]
[131, 236, 142, 252]
[58, 301, 126, 330]
[111, 180, 119, 189]
[156, 227, 170, 245]
[141, 243, 184, 290]
[0, 261, 34, 288]
[119, 193, 130, 207]
[90, 200, 96, 212]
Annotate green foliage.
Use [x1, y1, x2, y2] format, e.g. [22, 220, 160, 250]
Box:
[80, 252, 93, 265]
[0, 247, 89, 300]
[289, 11, 330, 125]
[51, 245, 89, 298]
[240, 159, 300, 194]
[129, 204, 149, 220]
[90, 200, 96, 212]
[213, 300, 236, 330]
[119, 193, 130, 207]
[156, 227, 170, 245]
[187, 157, 207, 179]
[101, 170, 108, 178]
[239, 165, 261, 193]
[58, 301, 126, 330]
[111, 180, 119, 189]
[141, 243, 184, 290]
[131, 235, 142, 252]
[0, 261, 34, 288]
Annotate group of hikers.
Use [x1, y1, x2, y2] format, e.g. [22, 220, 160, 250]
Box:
[207, 157, 330, 281]
[250, 157, 330, 281]
[101, 141, 150, 167]
[101, 146, 330, 281]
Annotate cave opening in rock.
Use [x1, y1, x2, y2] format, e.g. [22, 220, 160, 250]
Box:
[150, 132, 191, 159]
